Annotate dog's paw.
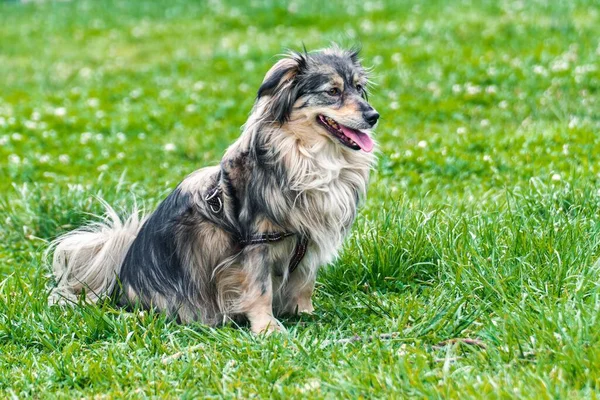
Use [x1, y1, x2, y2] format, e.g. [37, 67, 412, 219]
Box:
[251, 317, 285, 335]
[296, 298, 314, 315]
[298, 304, 314, 315]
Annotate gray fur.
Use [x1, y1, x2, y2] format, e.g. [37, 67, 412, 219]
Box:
[49, 46, 379, 333]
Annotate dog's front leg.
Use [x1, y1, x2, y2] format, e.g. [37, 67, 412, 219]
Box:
[281, 268, 316, 315]
[244, 280, 281, 334]
[234, 246, 282, 334]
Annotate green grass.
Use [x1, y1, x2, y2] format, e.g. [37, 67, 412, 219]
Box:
[1, 0, 600, 397]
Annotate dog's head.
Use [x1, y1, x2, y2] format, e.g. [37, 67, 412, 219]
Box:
[256, 46, 378, 153]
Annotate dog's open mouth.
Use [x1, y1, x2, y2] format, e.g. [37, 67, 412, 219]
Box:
[317, 115, 374, 152]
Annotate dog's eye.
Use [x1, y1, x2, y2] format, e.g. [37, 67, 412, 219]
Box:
[327, 88, 340, 96]
[356, 84, 368, 100]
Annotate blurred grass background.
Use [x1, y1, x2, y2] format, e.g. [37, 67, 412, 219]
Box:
[1, 0, 600, 397]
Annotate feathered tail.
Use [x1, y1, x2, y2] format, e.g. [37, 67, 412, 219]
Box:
[47, 200, 145, 305]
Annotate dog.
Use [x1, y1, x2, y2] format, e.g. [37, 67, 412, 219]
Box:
[49, 46, 379, 333]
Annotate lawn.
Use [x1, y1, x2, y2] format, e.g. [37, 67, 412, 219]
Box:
[1, 0, 600, 397]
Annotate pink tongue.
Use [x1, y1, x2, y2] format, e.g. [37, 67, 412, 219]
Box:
[340, 126, 374, 152]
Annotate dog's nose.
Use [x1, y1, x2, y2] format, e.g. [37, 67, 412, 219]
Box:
[363, 110, 380, 126]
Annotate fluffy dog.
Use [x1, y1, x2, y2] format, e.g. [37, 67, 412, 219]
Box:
[49, 46, 379, 333]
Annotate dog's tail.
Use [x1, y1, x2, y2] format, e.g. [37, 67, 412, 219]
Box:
[47, 200, 145, 305]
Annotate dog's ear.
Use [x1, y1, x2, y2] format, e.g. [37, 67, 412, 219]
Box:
[348, 45, 361, 64]
[257, 51, 307, 124]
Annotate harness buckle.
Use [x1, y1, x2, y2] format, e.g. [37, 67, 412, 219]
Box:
[204, 186, 223, 214]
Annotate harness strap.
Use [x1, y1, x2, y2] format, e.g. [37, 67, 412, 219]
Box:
[204, 181, 308, 274]
[288, 235, 309, 274]
[239, 232, 295, 246]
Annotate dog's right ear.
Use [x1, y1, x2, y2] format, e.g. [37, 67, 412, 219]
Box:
[257, 51, 307, 125]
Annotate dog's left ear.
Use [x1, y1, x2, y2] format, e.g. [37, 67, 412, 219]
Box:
[257, 51, 307, 124]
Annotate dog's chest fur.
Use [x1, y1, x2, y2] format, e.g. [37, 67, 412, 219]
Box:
[224, 130, 374, 272]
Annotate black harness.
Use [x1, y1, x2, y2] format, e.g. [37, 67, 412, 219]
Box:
[203, 178, 309, 274]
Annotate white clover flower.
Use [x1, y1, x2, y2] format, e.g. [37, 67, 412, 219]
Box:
[117, 152, 125, 160]
[386, 22, 398, 33]
[8, 154, 20, 164]
[301, 379, 321, 392]
[80, 132, 93, 144]
[70, 183, 84, 192]
[58, 154, 70, 164]
[98, 164, 109, 171]
[574, 64, 596, 74]
[457, 127, 467, 134]
[568, 117, 579, 129]
[164, 143, 176, 152]
[499, 100, 508, 109]
[131, 25, 146, 38]
[54, 107, 67, 117]
[87, 98, 100, 108]
[79, 67, 93, 79]
[360, 20, 374, 33]
[465, 83, 482, 95]
[533, 65, 547, 75]
[427, 81, 441, 96]
[116, 132, 126, 142]
[0, 135, 7, 145]
[452, 84, 462, 94]
[551, 174, 561, 181]
[238, 44, 249, 55]
[486, 85, 497, 94]
[185, 104, 197, 113]
[193, 81, 205, 91]
[39, 154, 50, 164]
[417, 140, 428, 148]
[480, 119, 490, 127]
[130, 89, 142, 99]
[551, 60, 569, 72]
[389, 101, 399, 110]
[12, 133, 23, 141]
